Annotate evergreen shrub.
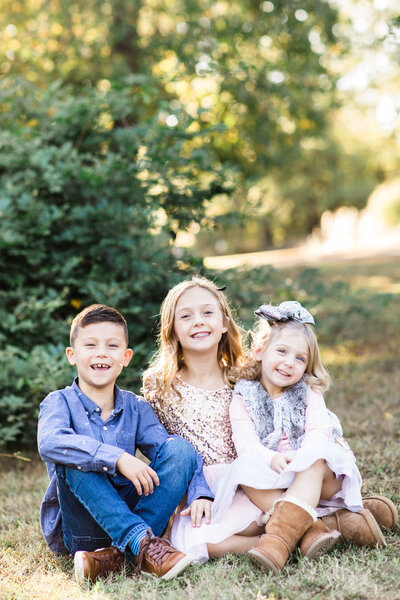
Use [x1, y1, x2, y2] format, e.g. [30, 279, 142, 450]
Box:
[0, 76, 223, 446]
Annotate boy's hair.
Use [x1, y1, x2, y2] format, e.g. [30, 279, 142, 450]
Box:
[142, 276, 247, 402]
[231, 319, 331, 392]
[70, 304, 129, 346]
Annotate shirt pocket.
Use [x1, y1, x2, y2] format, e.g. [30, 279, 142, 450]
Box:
[115, 430, 136, 453]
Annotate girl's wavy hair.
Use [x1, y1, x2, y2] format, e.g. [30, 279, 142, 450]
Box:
[142, 276, 247, 403]
[231, 318, 331, 392]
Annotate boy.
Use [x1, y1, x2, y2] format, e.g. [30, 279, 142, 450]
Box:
[38, 304, 214, 583]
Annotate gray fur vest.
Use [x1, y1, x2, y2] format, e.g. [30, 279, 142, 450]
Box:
[233, 378, 342, 451]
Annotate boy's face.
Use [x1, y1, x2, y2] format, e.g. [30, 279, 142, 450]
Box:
[66, 321, 133, 395]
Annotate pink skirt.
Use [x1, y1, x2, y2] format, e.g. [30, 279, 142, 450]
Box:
[170, 441, 363, 563]
[170, 463, 263, 563]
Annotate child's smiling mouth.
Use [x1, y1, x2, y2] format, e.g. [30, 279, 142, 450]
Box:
[276, 369, 290, 377]
[91, 364, 110, 370]
[191, 332, 210, 339]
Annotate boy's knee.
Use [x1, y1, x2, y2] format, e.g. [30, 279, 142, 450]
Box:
[162, 436, 197, 466]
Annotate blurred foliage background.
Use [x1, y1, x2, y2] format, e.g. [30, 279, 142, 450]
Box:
[0, 0, 399, 446]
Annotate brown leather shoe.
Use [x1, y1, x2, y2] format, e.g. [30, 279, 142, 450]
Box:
[299, 518, 341, 559]
[74, 546, 125, 583]
[363, 495, 399, 530]
[135, 530, 192, 580]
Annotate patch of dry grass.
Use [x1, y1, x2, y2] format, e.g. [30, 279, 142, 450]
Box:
[1, 258, 399, 600]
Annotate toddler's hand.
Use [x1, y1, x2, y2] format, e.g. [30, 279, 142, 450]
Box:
[271, 453, 292, 474]
[181, 498, 213, 527]
[116, 452, 159, 496]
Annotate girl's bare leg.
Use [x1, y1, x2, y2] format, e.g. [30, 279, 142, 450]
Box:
[286, 459, 342, 507]
[207, 534, 261, 557]
[236, 521, 265, 536]
[206, 462, 343, 558]
[241, 460, 342, 511]
[240, 487, 283, 513]
[207, 519, 266, 557]
[320, 466, 343, 500]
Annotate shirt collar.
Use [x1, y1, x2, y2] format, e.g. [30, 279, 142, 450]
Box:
[72, 378, 124, 416]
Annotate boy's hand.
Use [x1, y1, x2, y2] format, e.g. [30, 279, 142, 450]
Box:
[116, 452, 159, 496]
[180, 498, 213, 527]
[271, 453, 292, 474]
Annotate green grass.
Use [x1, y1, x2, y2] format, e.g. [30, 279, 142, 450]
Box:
[1, 256, 400, 600]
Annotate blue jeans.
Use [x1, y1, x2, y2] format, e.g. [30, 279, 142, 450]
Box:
[56, 436, 196, 556]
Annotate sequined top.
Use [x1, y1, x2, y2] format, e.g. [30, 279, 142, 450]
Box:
[143, 376, 237, 466]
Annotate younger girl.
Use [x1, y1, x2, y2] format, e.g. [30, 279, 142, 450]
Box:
[143, 277, 273, 562]
[217, 300, 387, 573]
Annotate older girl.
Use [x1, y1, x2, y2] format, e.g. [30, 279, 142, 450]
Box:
[143, 277, 271, 562]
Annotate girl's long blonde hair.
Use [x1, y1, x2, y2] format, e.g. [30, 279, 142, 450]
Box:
[231, 318, 331, 392]
[142, 276, 247, 402]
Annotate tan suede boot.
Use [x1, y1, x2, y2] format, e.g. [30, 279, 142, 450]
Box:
[248, 499, 314, 573]
[299, 519, 341, 559]
[321, 508, 386, 547]
[363, 495, 399, 530]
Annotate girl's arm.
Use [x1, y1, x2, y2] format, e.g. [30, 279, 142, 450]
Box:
[302, 387, 332, 448]
[230, 393, 276, 467]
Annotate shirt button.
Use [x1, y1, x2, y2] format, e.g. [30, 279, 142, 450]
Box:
[103, 426, 107, 430]
[77, 466, 82, 470]
[95, 408, 100, 413]
[103, 466, 108, 472]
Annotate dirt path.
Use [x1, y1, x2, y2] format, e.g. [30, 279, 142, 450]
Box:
[204, 244, 400, 270]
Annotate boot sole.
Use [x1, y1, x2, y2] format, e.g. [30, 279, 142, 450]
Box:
[363, 496, 399, 530]
[73, 548, 125, 584]
[74, 551, 89, 583]
[248, 547, 280, 574]
[160, 554, 192, 580]
[303, 530, 341, 559]
[360, 509, 387, 548]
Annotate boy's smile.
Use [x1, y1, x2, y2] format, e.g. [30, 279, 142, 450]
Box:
[66, 322, 133, 399]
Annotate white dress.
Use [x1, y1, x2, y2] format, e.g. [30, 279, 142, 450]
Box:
[144, 377, 264, 563]
[144, 377, 363, 563]
[211, 388, 363, 522]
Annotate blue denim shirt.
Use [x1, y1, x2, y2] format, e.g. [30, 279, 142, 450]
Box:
[38, 379, 213, 553]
